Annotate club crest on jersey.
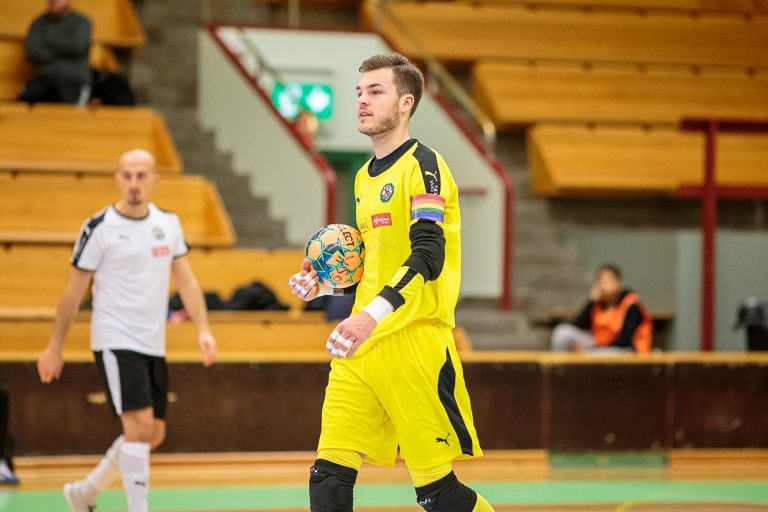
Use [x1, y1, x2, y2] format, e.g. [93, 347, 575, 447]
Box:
[153, 227, 165, 240]
[380, 183, 395, 203]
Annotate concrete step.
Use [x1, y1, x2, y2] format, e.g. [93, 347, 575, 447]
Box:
[514, 224, 561, 245]
[455, 307, 551, 350]
[514, 244, 579, 265]
[467, 329, 550, 351]
[514, 199, 553, 222]
[130, 0, 289, 249]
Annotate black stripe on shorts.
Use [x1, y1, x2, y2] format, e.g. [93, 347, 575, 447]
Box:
[437, 347, 474, 456]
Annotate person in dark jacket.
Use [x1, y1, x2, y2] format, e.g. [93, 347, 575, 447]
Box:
[19, 0, 92, 105]
[551, 264, 653, 353]
[0, 388, 19, 484]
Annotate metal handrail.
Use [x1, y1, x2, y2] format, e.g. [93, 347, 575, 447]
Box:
[226, 27, 307, 114]
[367, 0, 497, 153]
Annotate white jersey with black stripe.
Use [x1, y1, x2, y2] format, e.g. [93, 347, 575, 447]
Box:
[71, 203, 189, 356]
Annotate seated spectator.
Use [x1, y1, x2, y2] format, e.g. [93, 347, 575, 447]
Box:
[19, 0, 92, 106]
[551, 264, 653, 354]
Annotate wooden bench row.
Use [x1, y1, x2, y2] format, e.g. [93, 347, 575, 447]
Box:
[0, 103, 182, 174]
[0, 0, 145, 49]
[0, 315, 473, 361]
[0, 39, 119, 102]
[452, 0, 768, 14]
[472, 60, 768, 128]
[0, 172, 234, 246]
[0, 247, 303, 313]
[527, 124, 768, 196]
[366, 1, 768, 67]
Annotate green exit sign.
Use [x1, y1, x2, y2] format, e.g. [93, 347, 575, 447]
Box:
[271, 82, 333, 120]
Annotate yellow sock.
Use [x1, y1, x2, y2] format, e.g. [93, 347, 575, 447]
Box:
[316, 448, 363, 471]
[408, 461, 453, 488]
[472, 492, 495, 511]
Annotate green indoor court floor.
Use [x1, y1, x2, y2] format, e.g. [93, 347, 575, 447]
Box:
[3, 480, 768, 512]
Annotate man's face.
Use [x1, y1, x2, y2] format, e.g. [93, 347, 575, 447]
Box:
[47, 0, 70, 15]
[115, 157, 158, 206]
[356, 67, 407, 138]
[595, 270, 622, 301]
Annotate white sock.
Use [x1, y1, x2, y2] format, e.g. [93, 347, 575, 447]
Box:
[118, 442, 150, 512]
[82, 435, 124, 501]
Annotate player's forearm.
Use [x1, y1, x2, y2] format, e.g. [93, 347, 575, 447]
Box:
[48, 290, 83, 350]
[379, 220, 445, 311]
[177, 280, 211, 335]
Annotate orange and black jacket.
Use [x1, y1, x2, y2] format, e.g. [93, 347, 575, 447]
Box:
[571, 289, 653, 353]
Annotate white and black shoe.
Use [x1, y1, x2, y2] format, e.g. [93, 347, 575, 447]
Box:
[63, 481, 96, 512]
[0, 459, 18, 485]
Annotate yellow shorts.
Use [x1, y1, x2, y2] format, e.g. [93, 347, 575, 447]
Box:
[318, 320, 483, 470]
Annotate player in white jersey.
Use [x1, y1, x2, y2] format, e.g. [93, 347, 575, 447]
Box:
[37, 149, 217, 512]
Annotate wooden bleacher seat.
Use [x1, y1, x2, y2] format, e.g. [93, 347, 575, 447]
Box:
[0, 247, 303, 312]
[0, 314, 337, 361]
[184, 248, 307, 313]
[0, 314, 473, 362]
[0, 0, 145, 49]
[473, 61, 768, 128]
[0, 103, 182, 174]
[0, 244, 474, 359]
[527, 124, 768, 196]
[0, 247, 302, 314]
[0, 172, 235, 246]
[454, 0, 768, 14]
[365, 1, 768, 67]
[0, 39, 118, 102]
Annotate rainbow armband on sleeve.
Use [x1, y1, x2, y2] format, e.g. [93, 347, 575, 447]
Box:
[411, 194, 446, 223]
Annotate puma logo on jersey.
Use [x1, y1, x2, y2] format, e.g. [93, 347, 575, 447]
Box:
[423, 169, 440, 194]
[134, 480, 147, 487]
[436, 433, 451, 446]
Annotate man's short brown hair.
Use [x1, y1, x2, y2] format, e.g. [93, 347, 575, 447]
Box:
[359, 53, 424, 117]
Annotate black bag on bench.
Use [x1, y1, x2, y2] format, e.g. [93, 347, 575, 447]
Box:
[735, 298, 768, 351]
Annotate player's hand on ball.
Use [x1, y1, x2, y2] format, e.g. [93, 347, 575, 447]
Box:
[289, 259, 320, 301]
[198, 331, 217, 367]
[37, 346, 64, 383]
[327, 311, 377, 359]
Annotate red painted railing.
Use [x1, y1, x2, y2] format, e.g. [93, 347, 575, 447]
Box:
[206, 24, 337, 225]
[679, 118, 768, 351]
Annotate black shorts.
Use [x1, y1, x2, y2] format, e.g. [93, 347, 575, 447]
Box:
[94, 350, 169, 419]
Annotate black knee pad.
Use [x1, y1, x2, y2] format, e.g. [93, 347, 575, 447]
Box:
[415, 471, 478, 512]
[309, 458, 358, 512]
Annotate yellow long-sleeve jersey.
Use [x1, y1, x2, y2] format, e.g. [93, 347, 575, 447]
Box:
[351, 138, 461, 355]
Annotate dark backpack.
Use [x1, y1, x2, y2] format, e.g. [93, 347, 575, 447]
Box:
[735, 298, 768, 351]
[169, 291, 227, 311]
[227, 282, 288, 311]
[90, 69, 135, 106]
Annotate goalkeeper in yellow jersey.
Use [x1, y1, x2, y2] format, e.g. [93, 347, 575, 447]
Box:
[288, 53, 493, 512]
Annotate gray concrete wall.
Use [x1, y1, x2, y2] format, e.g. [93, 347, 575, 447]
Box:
[674, 230, 768, 352]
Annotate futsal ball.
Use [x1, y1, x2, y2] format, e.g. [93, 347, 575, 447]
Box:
[306, 224, 365, 288]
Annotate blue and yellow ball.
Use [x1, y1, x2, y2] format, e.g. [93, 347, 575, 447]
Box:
[306, 224, 365, 289]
